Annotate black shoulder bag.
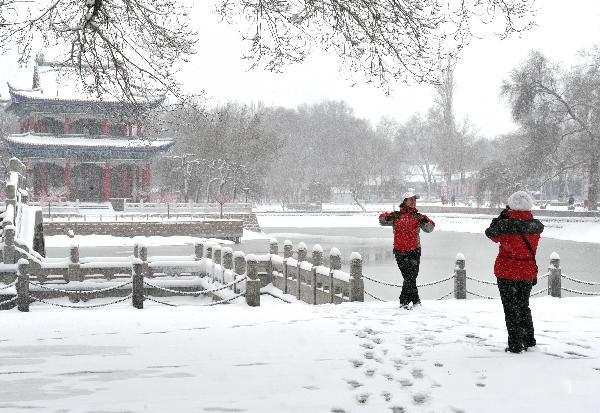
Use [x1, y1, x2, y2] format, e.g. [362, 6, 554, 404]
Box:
[519, 233, 538, 284]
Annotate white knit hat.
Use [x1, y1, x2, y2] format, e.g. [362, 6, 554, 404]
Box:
[507, 191, 534, 211]
[401, 191, 419, 201]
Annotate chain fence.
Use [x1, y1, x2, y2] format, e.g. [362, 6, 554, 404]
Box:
[30, 294, 133, 309]
[143, 292, 245, 307]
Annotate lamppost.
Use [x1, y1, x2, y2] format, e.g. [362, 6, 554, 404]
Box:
[243, 187, 250, 204]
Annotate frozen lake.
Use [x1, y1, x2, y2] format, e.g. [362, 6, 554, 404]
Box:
[46, 225, 600, 301]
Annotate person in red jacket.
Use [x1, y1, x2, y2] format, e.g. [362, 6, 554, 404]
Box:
[379, 191, 435, 309]
[485, 191, 544, 353]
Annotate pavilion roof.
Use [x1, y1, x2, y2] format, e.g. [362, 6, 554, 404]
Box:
[5, 133, 174, 151]
[7, 56, 165, 107]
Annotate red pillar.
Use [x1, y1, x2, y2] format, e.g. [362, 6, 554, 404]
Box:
[103, 119, 109, 135]
[142, 163, 151, 194]
[121, 165, 131, 198]
[136, 120, 142, 137]
[42, 119, 48, 133]
[39, 164, 48, 198]
[102, 163, 111, 202]
[64, 161, 72, 201]
[28, 116, 35, 132]
[64, 118, 71, 134]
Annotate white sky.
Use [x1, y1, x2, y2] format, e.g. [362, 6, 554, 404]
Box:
[2, 0, 600, 139]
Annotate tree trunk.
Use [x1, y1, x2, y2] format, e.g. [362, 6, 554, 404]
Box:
[588, 156, 599, 210]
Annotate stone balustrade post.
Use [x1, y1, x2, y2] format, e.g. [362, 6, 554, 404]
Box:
[222, 247, 233, 284]
[206, 244, 214, 280]
[17, 259, 29, 312]
[133, 241, 140, 258]
[214, 245, 223, 282]
[245, 254, 260, 307]
[269, 239, 279, 255]
[283, 240, 293, 294]
[329, 248, 342, 303]
[311, 245, 324, 304]
[296, 243, 307, 299]
[193, 241, 205, 277]
[454, 253, 466, 299]
[349, 252, 364, 302]
[549, 252, 561, 298]
[3, 225, 16, 264]
[67, 243, 81, 282]
[132, 258, 144, 309]
[233, 251, 246, 294]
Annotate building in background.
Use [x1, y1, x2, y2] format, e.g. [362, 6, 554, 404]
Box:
[3, 54, 174, 202]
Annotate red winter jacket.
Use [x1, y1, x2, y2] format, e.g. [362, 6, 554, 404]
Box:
[379, 206, 435, 252]
[485, 209, 544, 280]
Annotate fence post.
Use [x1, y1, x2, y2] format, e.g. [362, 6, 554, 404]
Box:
[213, 245, 223, 282]
[549, 252, 561, 298]
[17, 259, 29, 312]
[223, 247, 233, 284]
[296, 243, 307, 300]
[3, 225, 16, 264]
[67, 243, 81, 282]
[194, 241, 204, 277]
[206, 244, 214, 280]
[245, 254, 260, 306]
[233, 251, 246, 294]
[139, 245, 150, 278]
[311, 245, 323, 304]
[133, 241, 139, 258]
[283, 240, 293, 294]
[132, 258, 144, 309]
[454, 253, 466, 299]
[330, 248, 342, 303]
[266, 238, 278, 286]
[349, 252, 364, 302]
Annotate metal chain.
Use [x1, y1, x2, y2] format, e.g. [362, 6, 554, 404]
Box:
[30, 294, 132, 309]
[144, 292, 246, 307]
[465, 275, 497, 285]
[362, 275, 402, 288]
[143, 276, 246, 296]
[561, 274, 600, 286]
[144, 295, 178, 306]
[29, 280, 133, 295]
[466, 290, 499, 299]
[364, 290, 387, 302]
[0, 296, 17, 306]
[530, 288, 547, 297]
[417, 275, 454, 287]
[435, 291, 454, 300]
[561, 287, 600, 296]
[538, 272, 550, 280]
[363, 274, 454, 288]
[0, 281, 17, 290]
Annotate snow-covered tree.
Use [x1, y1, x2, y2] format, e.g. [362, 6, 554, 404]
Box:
[0, 0, 535, 101]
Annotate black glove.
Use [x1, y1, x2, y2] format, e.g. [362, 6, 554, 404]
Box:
[499, 206, 510, 219]
[532, 278, 537, 286]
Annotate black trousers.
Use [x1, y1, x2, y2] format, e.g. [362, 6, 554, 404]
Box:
[394, 248, 421, 305]
[497, 278, 535, 349]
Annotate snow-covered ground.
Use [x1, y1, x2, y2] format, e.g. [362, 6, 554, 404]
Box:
[1, 296, 598, 412]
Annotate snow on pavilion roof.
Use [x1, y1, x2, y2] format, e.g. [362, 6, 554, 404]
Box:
[7, 58, 164, 106]
[6, 133, 174, 150]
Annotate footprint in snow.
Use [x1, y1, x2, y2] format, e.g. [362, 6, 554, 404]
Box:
[365, 369, 376, 377]
[434, 362, 444, 367]
[398, 378, 413, 387]
[381, 391, 392, 402]
[346, 379, 364, 389]
[411, 368, 424, 379]
[412, 392, 429, 405]
[350, 359, 364, 368]
[356, 393, 370, 404]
